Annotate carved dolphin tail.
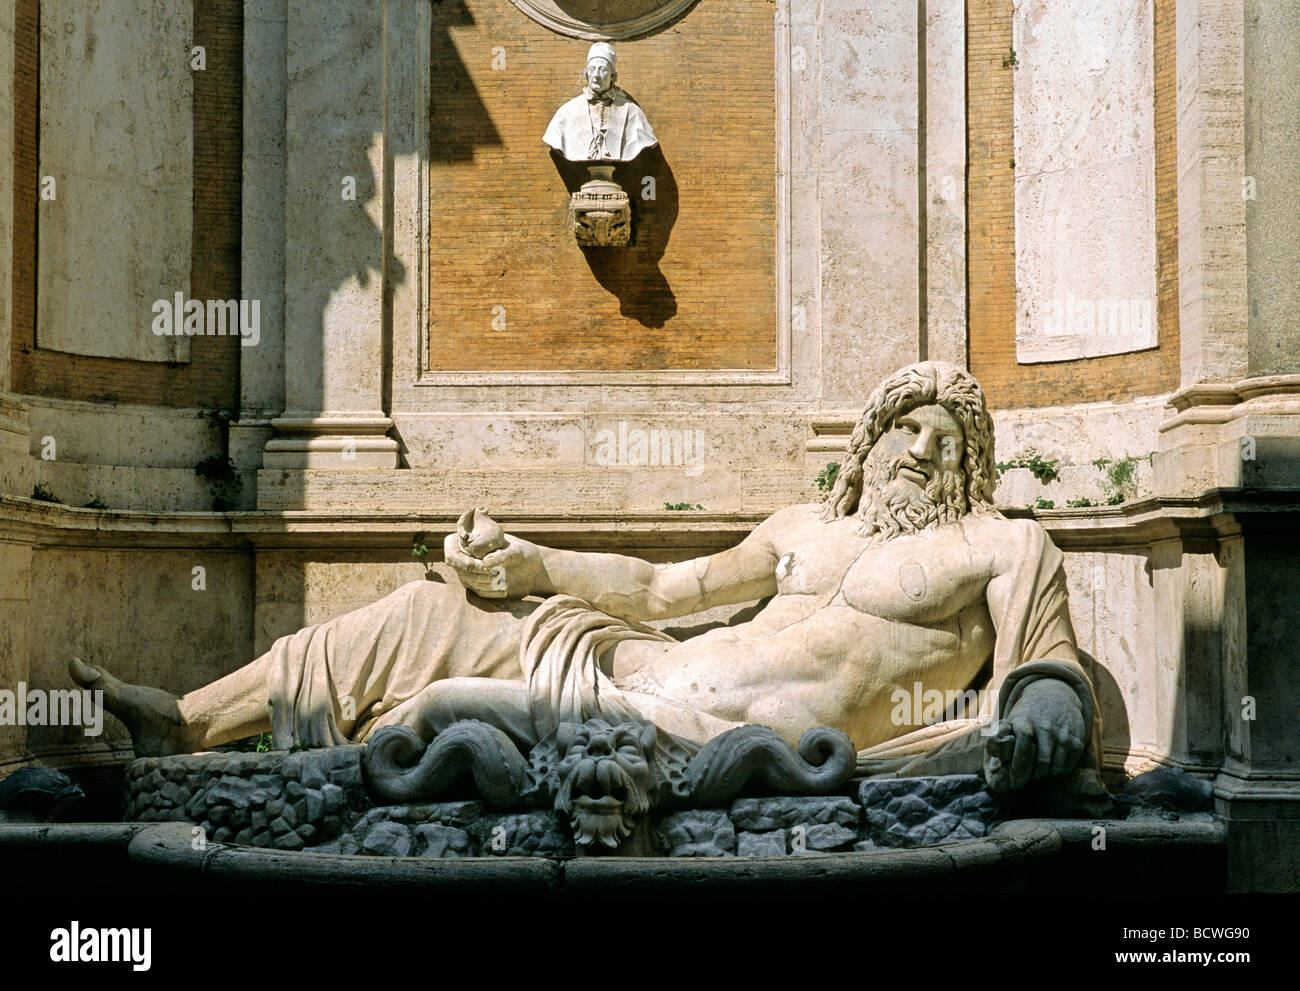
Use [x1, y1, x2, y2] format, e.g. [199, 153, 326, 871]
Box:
[362, 721, 527, 808]
[686, 725, 857, 805]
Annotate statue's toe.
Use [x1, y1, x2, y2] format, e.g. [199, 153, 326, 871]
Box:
[69, 657, 103, 688]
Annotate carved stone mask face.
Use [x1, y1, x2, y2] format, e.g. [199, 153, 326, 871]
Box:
[554, 720, 655, 850]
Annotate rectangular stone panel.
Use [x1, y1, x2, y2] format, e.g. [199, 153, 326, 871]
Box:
[37, 0, 192, 362]
[1013, 0, 1157, 363]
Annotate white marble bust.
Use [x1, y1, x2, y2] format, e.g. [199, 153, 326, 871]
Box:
[543, 42, 658, 163]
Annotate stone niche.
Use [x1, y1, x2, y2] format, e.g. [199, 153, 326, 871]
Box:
[507, 1, 703, 42]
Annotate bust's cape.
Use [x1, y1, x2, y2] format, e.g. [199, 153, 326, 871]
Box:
[542, 88, 658, 163]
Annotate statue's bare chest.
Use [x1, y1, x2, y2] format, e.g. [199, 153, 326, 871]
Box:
[773, 522, 992, 625]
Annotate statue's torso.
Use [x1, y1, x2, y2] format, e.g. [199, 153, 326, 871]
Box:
[625, 508, 1007, 748]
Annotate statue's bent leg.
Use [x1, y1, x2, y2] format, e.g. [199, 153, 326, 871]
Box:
[72, 579, 537, 755]
[268, 580, 533, 748]
[369, 678, 537, 754]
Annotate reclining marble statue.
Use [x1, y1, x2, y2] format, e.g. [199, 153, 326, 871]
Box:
[70, 361, 1104, 802]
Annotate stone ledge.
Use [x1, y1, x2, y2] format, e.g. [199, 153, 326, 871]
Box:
[124, 819, 1066, 890]
[1, 489, 1296, 550]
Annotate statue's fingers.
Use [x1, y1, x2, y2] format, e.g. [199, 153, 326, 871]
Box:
[462, 576, 502, 598]
[1050, 730, 1082, 776]
[1009, 718, 1037, 789]
[983, 748, 1011, 793]
[478, 546, 515, 568]
[1034, 724, 1055, 780]
[447, 547, 491, 575]
[983, 722, 1016, 791]
[993, 723, 1016, 764]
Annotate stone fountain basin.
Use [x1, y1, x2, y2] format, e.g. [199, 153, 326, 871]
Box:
[123, 817, 1063, 893]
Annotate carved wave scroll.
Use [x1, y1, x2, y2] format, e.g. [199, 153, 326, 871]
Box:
[362, 722, 527, 808]
[687, 725, 858, 805]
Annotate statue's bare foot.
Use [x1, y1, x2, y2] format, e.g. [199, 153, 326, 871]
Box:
[68, 658, 192, 757]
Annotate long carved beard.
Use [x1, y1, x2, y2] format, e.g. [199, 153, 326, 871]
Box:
[855, 451, 968, 542]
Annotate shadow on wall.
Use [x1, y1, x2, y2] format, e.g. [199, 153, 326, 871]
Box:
[270, 2, 508, 627]
[1081, 651, 1131, 776]
[429, 0, 503, 162]
[551, 141, 679, 328]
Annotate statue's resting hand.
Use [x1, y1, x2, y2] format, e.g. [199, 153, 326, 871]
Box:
[983, 677, 1086, 792]
[443, 529, 545, 600]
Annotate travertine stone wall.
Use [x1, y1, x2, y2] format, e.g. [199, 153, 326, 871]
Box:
[231, 0, 287, 484]
[1243, 0, 1300, 377]
[24, 547, 255, 760]
[1175, 0, 1247, 385]
[1013, 0, 1157, 363]
[10, 0, 242, 411]
[37, 0, 193, 364]
[0, 1, 14, 396]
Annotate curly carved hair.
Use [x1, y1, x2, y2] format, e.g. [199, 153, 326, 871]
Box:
[820, 361, 1000, 523]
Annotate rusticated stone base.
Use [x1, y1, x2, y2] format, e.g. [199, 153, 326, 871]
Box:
[122, 749, 994, 857]
[122, 748, 368, 851]
[120, 749, 1200, 858]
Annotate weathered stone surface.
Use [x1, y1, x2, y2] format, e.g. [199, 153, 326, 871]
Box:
[470, 812, 573, 859]
[737, 830, 786, 857]
[360, 821, 411, 857]
[0, 766, 85, 820]
[123, 750, 369, 850]
[1119, 766, 1214, 813]
[415, 823, 471, 858]
[801, 822, 859, 851]
[859, 775, 998, 847]
[654, 810, 735, 857]
[729, 795, 861, 832]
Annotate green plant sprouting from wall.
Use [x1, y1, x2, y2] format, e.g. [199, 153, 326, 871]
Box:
[996, 448, 1061, 485]
[195, 404, 242, 511]
[664, 503, 704, 511]
[815, 462, 840, 498]
[411, 533, 437, 579]
[1093, 454, 1152, 505]
[32, 482, 62, 504]
[195, 455, 242, 511]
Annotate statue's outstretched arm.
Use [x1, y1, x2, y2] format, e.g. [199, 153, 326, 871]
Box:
[447, 507, 789, 623]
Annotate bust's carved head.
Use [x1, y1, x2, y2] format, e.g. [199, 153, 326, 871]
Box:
[583, 42, 618, 95]
[821, 361, 1000, 541]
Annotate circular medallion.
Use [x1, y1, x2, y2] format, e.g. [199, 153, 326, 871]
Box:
[507, 0, 701, 41]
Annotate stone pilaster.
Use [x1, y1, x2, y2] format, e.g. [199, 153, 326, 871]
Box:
[1156, 0, 1300, 891]
[263, 0, 398, 473]
[231, 0, 288, 494]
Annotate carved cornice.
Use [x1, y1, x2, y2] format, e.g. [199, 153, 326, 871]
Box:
[506, 0, 700, 41]
[1162, 374, 1300, 430]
